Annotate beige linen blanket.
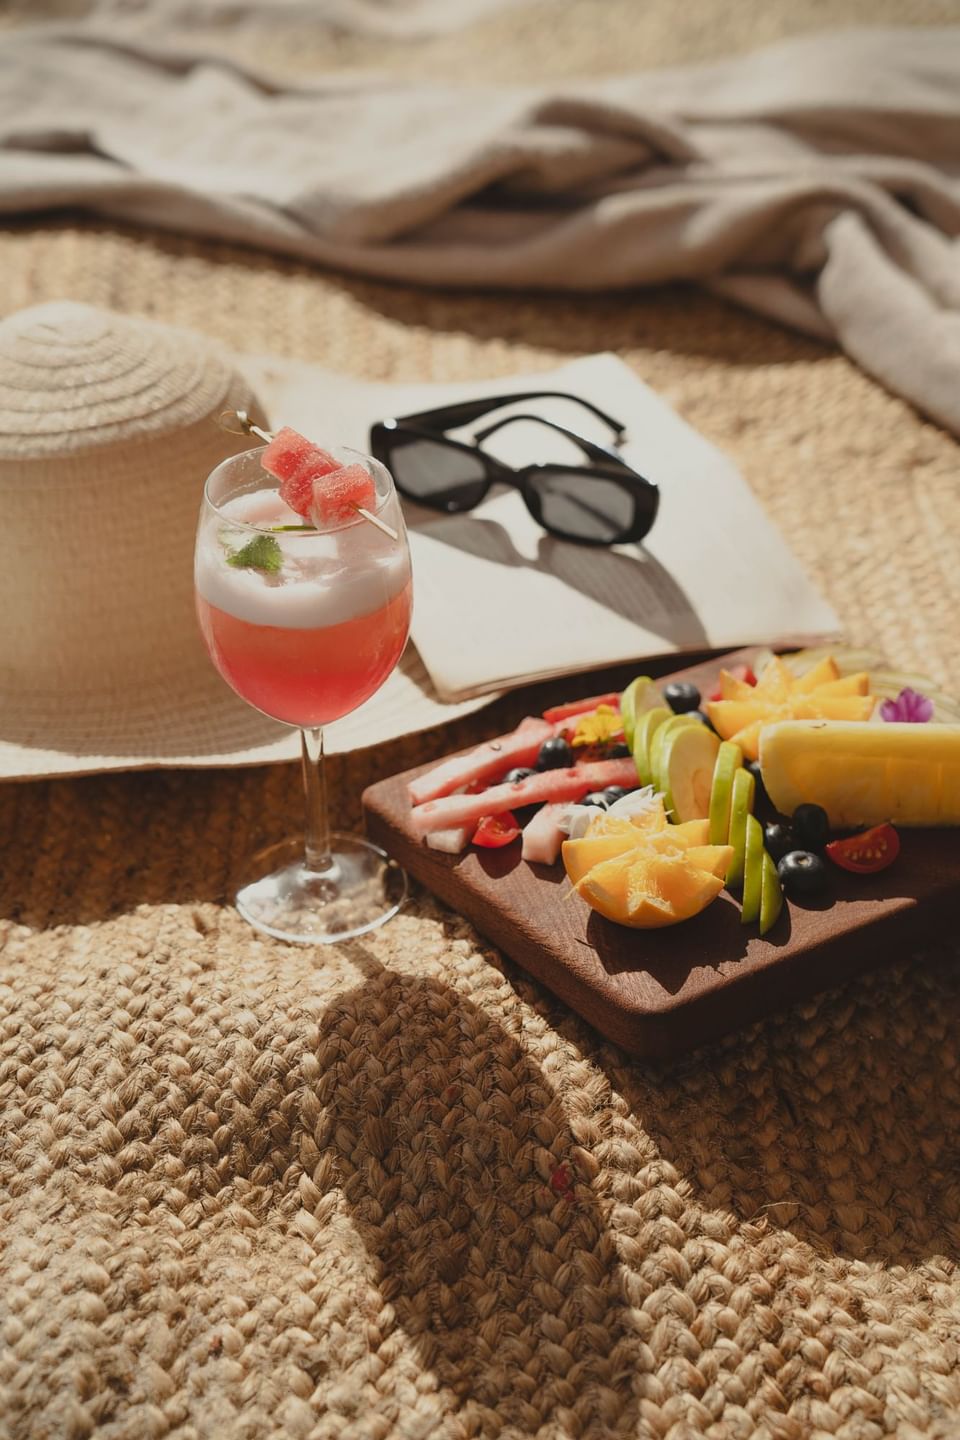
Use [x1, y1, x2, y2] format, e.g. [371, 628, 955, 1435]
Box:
[87, 0, 515, 36]
[2, 24, 959, 434]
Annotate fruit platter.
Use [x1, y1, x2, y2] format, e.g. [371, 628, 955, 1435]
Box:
[362, 647, 960, 1058]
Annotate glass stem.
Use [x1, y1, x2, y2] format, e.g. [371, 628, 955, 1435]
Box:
[301, 727, 333, 874]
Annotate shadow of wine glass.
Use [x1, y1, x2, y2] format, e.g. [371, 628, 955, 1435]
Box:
[280, 948, 646, 1430]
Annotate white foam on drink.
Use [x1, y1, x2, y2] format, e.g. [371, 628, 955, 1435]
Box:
[195, 490, 410, 629]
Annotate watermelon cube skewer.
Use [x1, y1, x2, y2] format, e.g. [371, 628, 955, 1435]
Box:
[219, 410, 398, 540]
[261, 426, 340, 518]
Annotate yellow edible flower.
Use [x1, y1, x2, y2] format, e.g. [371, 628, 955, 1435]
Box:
[571, 705, 623, 748]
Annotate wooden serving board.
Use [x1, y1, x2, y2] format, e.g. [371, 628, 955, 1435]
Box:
[362, 651, 959, 1060]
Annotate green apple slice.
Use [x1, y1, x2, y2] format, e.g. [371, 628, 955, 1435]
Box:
[632, 705, 670, 786]
[657, 722, 721, 822]
[620, 675, 663, 750]
[708, 740, 743, 845]
[741, 813, 763, 926]
[650, 715, 702, 794]
[759, 849, 783, 935]
[725, 765, 756, 889]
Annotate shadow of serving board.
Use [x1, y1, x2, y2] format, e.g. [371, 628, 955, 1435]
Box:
[362, 651, 959, 1060]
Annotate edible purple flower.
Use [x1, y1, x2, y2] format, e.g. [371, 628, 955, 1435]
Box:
[879, 687, 934, 723]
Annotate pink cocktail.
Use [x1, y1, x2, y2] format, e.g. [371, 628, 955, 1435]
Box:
[194, 442, 412, 944]
[196, 587, 412, 727]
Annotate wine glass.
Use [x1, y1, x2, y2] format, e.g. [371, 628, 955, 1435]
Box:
[195, 441, 412, 943]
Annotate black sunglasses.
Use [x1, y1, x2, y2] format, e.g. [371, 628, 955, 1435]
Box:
[369, 390, 659, 547]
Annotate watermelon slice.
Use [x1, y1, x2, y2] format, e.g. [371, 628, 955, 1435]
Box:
[425, 826, 472, 854]
[310, 463, 377, 527]
[261, 426, 339, 519]
[410, 758, 639, 836]
[407, 717, 554, 807]
[542, 692, 622, 724]
[520, 802, 570, 865]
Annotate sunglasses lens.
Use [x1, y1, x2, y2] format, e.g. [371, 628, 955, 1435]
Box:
[388, 434, 488, 512]
[528, 467, 655, 544]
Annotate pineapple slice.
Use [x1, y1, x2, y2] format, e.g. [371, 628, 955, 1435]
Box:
[707, 654, 875, 761]
[759, 720, 960, 827]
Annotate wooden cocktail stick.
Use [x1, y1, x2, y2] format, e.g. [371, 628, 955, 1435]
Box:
[218, 409, 400, 541]
[232, 410, 274, 446]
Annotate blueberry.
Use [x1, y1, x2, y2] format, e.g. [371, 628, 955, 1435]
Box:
[764, 821, 795, 863]
[608, 742, 631, 758]
[664, 680, 701, 714]
[792, 803, 830, 852]
[581, 792, 609, 809]
[690, 709, 714, 729]
[602, 785, 631, 805]
[503, 766, 535, 784]
[536, 736, 574, 770]
[776, 849, 828, 898]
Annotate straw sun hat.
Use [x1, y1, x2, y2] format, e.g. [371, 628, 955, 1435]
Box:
[0, 302, 492, 780]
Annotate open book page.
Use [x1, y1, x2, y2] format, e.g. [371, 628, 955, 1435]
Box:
[243, 352, 840, 701]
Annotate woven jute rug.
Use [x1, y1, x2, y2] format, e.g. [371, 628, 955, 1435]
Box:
[3, 3, 960, 1437]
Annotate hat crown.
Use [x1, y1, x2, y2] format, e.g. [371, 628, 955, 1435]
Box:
[0, 301, 260, 691]
[0, 300, 243, 457]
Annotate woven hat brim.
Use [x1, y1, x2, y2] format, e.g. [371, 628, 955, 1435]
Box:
[0, 644, 495, 780]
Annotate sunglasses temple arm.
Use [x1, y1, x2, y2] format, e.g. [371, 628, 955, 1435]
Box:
[392, 391, 626, 437]
[473, 413, 635, 469]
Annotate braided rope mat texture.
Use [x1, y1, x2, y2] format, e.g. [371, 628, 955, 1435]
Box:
[3, 3, 960, 1437]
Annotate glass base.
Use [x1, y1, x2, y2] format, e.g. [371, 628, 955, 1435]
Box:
[235, 833, 408, 944]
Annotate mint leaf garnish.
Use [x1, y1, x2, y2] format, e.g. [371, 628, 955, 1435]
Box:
[227, 535, 282, 572]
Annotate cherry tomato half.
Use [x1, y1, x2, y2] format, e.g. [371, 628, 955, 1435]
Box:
[472, 812, 521, 848]
[825, 823, 900, 874]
